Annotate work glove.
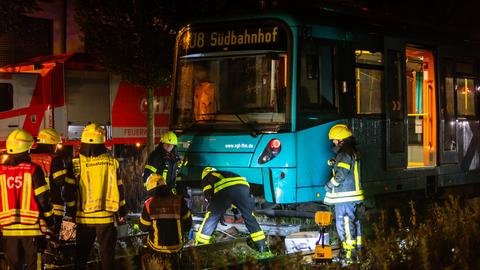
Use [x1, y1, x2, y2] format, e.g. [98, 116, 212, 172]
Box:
[325, 181, 334, 193]
[327, 158, 336, 166]
[117, 215, 126, 225]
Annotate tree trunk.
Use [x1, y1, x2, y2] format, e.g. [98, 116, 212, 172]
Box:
[147, 86, 155, 153]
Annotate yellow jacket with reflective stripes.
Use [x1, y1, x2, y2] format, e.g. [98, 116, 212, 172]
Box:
[64, 146, 126, 224]
[78, 154, 120, 213]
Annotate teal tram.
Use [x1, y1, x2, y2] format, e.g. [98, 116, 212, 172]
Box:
[170, 10, 480, 208]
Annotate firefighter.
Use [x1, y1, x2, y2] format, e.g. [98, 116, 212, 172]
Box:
[324, 124, 364, 264]
[0, 129, 55, 270]
[139, 173, 192, 269]
[64, 123, 126, 270]
[195, 167, 268, 253]
[143, 131, 182, 194]
[30, 128, 67, 236]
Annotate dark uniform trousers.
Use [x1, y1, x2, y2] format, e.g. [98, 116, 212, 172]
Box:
[75, 223, 117, 270]
[198, 185, 265, 249]
[2, 236, 45, 270]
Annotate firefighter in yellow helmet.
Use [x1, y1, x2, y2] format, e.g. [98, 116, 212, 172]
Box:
[324, 123, 364, 265]
[0, 129, 55, 269]
[30, 128, 67, 237]
[195, 167, 268, 254]
[64, 123, 126, 270]
[143, 131, 183, 194]
[139, 173, 192, 269]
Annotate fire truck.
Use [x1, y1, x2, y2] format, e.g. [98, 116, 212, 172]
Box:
[0, 53, 170, 153]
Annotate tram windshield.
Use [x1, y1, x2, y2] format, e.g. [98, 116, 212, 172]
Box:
[173, 52, 288, 132]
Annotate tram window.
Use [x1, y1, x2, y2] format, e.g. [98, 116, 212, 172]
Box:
[444, 76, 456, 151]
[299, 42, 335, 112]
[456, 77, 475, 116]
[355, 50, 383, 114]
[0, 83, 13, 112]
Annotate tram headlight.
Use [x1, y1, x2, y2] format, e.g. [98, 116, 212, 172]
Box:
[258, 138, 281, 164]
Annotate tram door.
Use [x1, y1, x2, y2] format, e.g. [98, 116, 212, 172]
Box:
[405, 47, 437, 167]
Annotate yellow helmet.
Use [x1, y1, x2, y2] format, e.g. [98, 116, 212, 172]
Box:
[160, 131, 178, 146]
[81, 123, 105, 144]
[6, 129, 34, 154]
[145, 174, 167, 191]
[328, 124, 352, 140]
[37, 128, 61, 145]
[201, 167, 216, 179]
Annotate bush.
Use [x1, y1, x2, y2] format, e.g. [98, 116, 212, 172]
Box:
[361, 196, 480, 270]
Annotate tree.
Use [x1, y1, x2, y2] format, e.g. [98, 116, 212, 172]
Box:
[75, 0, 177, 153]
[0, 0, 40, 33]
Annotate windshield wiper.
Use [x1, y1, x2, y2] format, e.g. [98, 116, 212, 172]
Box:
[229, 112, 259, 138]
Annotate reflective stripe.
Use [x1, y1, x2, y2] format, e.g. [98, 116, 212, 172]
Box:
[75, 211, 115, 224]
[65, 177, 76, 184]
[147, 239, 183, 253]
[250, 230, 266, 242]
[330, 178, 340, 187]
[182, 211, 191, 220]
[213, 177, 249, 193]
[140, 216, 151, 226]
[119, 200, 126, 206]
[53, 204, 65, 216]
[324, 193, 364, 204]
[195, 232, 212, 245]
[337, 162, 351, 170]
[52, 169, 67, 180]
[34, 184, 49, 196]
[354, 161, 360, 192]
[356, 236, 362, 246]
[22, 173, 32, 212]
[44, 208, 54, 218]
[162, 169, 167, 181]
[196, 211, 212, 245]
[117, 179, 123, 185]
[145, 164, 157, 173]
[1, 229, 44, 236]
[344, 216, 352, 242]
[1, 223, 44, 236]
[153, 219, 159, 244]
[203, 185, 212, 192]
[176, 219, 182, 244]
[1, 175, 8, 211]
[66, 201, 75, 207]
[37, 253, 41, 270]
[214, 180, 249, 193]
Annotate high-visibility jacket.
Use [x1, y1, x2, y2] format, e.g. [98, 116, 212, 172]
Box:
[0, 156, 54, 236]
[201, 170, 250, 201]
[143, 147, 180, 192]
[139, 190, 192, 253]
[324, 147, 364, 204]
[30, 153, 67, 216]
[65, 152, 126, 225]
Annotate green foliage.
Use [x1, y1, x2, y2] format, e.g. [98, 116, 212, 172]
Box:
[74, 0, 176, 88]
[0, 0, 40, 32]
[361, 196, 480, 270]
